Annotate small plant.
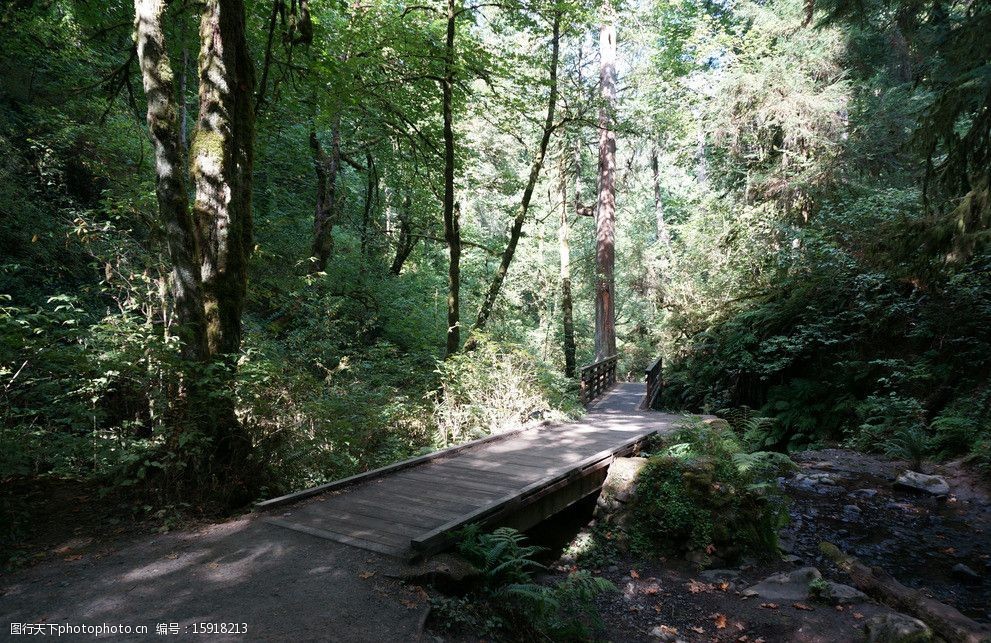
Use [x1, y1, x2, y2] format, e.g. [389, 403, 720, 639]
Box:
[884, 424, 932, 471]
[808, 576, 830, 601]
[442, 526, 615, 641]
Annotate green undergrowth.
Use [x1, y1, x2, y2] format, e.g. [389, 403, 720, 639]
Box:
[428, 526, 615, 641]
[630, 417, 793, 563]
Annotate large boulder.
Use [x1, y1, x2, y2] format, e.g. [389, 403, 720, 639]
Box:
[741, 567, 821, 602]
[816, 580, 868, 605]
[894, 471, 949, 496]
[863, 612, 933, 643]
[594, 457, 649, 547]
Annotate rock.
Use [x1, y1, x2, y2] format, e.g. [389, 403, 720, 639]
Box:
[777, 530, 796, 553]
[781, 554, 802, 564]
[894, 471, 950, 496]
[594, 457, 649, 549]
[389, 552, 481, 593]
[649, 624, 684, 642]
[699, 569, 740, 583]
[863, 612, 933, 643]
[952, 563, 981, 583]
[741, 567, 821, 602]
[791, 472, 844, 494]
[703, 418, 731, 431]
[842, 504, 862, 521]
[818, 581, 868, 605]
[850, 488, 879, 499]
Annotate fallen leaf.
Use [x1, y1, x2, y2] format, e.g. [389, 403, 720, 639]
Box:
[852, 612, 865, 620]
[689, 626, 704, 634]
[792, 602, 814, 611]
[706, 544, 717, 555]
[207, 562, 220, 569]
[642, 585, 659, 596]
[654, 625, 678, 636]
[713, 613, 727, 629]
[630, 569, 640, 579]
[358, 570, 376, 579]
[719, 581, 731, 592]
[760, 603, 779, 610]
[835, 605, 844, 612]
[400, 598, 419, 609]
[687, 580, 711, 593]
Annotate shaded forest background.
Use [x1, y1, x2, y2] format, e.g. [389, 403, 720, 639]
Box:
[1, 0, 988, 561]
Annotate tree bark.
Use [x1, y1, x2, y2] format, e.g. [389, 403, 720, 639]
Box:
[309, 118, 341, 273]
[361, 151, 375, 258]
[190, 0, 255, 472]
[594, 9, 617, 360]
[559, 145, 576, 378]
[191, 0, 255, 358]
[390, 191, 416, 275]
[466, 11, 561, 347]
[133, 0, 207, 362]
[442, 0, 461, 357]
[651, 142, 670, 246]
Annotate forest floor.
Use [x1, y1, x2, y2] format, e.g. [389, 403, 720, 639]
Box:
[555, 449, 991, 642]
[0, 511, 431, 640]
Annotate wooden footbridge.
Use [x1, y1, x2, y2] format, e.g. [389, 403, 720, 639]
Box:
[256, 356, 672, 558]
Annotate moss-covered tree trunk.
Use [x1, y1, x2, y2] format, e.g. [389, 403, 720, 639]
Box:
[309, 117, 341, 273]
[133, 0, 207, 362]
[190, 0, 256, 472]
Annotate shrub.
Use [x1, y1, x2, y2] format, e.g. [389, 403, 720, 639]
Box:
[433, 336, 578, 447]
[630, 418, 790, 561]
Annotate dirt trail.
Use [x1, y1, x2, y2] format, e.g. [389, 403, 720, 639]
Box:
[1, 514, 428, 641]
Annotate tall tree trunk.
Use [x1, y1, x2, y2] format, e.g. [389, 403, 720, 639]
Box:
[465, 11, 561, 347]
[559, 146, 576, 378]
[361, 151, 375, 258]
[442, 0, 461, 357]
[309, 117, 341, 272]
[134, 0, 207, 362]
[390, 191, 416, 275]
[594, 9, 617, 360]
[651, 142, 670, 246]
[190, 0, 255, 469]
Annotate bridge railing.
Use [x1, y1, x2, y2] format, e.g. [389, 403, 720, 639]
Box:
[579, 355, 618, 405]
[641, 356, 663, 410]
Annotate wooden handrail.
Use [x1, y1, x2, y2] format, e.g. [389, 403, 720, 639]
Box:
[641, 356, 663, 410]
[579, 355, 618, 405]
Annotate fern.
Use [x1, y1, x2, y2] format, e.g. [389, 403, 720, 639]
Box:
[454, 527, 615, 640]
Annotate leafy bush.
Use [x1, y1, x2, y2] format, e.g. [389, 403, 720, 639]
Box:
[433, 336, 579, 447]
[631, 418, 790, 561]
